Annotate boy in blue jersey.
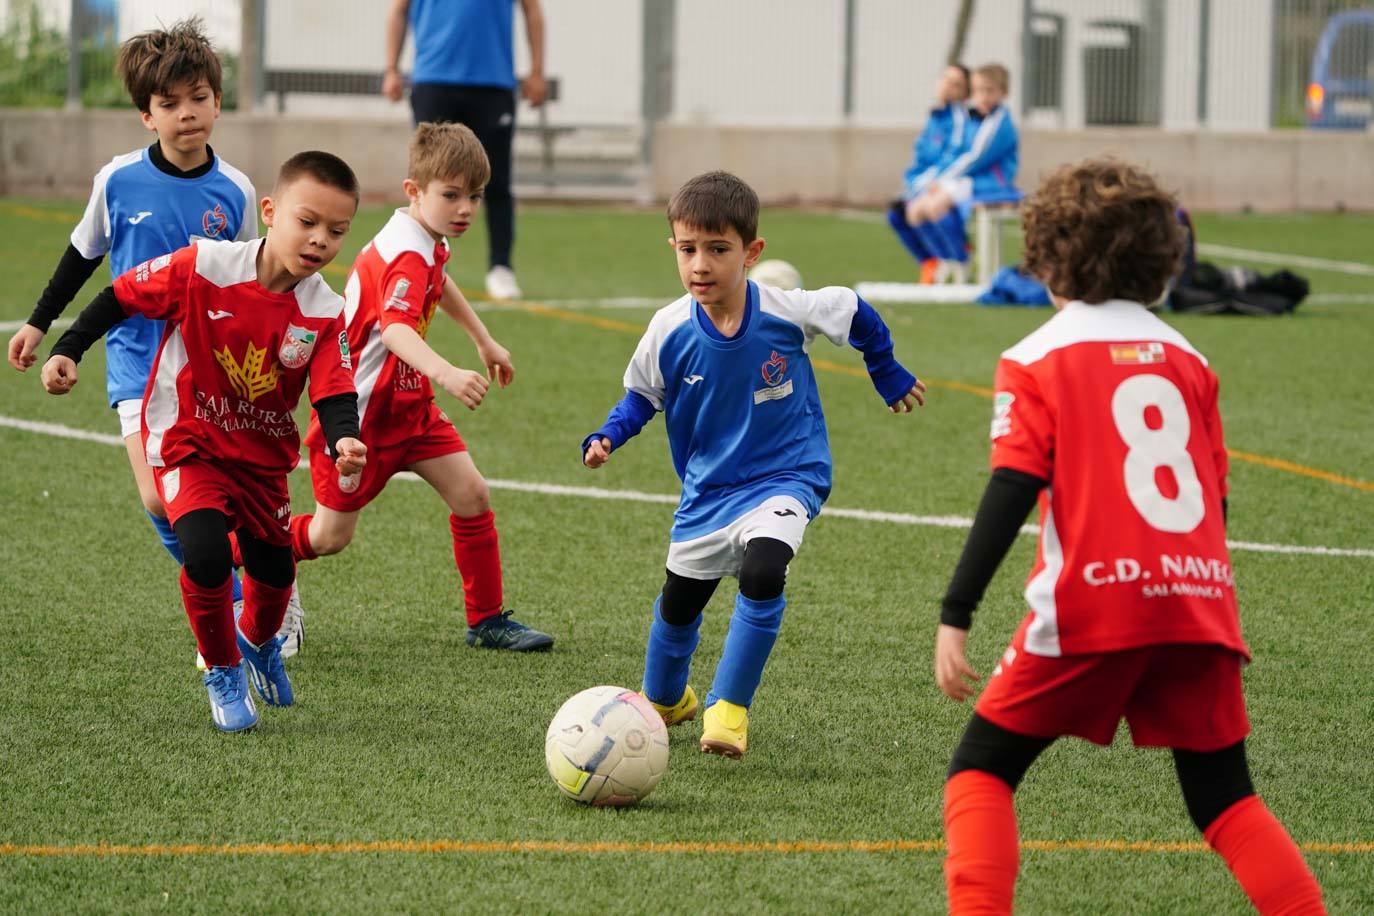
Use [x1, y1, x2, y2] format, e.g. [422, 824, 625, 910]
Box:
[904, 64, 1020, 278]
[582, 171, 926, 759]
[888, 64, 971, 279]
[5, 20, 282, 643]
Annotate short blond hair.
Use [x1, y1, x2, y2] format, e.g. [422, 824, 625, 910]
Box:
[973, 63, 1010, 94]
[408, 122, 491, 190]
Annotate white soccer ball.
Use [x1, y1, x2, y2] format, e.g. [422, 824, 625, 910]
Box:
[545, 685, 670, 807]
[749, 259, 803, 290]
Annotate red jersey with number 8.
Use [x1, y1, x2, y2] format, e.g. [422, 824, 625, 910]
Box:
[990, 300, 1246, 659]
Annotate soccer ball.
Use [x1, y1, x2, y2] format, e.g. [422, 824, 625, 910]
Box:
[749, 259, 803, 290]
[545, 686, 670, 807]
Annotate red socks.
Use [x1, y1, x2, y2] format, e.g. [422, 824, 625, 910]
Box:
[1204, 796, 1326, 915]
[944, 770, 1019, 915]
[450, 510, 503, 626]
[290, 514, 318, 561]
[179, 570, 237, 669]
[238, 575, 294, 647]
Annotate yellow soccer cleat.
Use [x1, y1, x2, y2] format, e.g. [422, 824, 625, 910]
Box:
[699, 700, 748, 759]
[643, 685, 699, 727]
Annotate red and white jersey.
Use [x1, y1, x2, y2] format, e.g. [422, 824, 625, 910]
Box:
[115, 239, 354, 475]
[990, 300, 1246, 659]
[305, 209, 449, 452]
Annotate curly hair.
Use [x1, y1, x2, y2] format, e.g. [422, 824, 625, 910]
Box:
[1021, 158, 1185, 305]
[116, 18, 222, 113]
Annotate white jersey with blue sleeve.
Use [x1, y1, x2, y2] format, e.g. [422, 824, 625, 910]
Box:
[598, 281, 911, 542]
[71, 147, 257, 406]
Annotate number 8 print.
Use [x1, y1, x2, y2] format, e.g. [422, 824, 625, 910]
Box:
[1110, 375, 1206, 533]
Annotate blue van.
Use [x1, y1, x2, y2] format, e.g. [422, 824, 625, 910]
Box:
[1307, 9, 1374, 129]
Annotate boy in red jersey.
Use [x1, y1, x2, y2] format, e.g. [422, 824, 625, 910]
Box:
[293, 122, 553, 651]
[43, 152, 366, 733]
[933, 159, 1324, 914]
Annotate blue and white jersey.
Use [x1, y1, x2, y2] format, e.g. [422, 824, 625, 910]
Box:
[936, 103, 1019, 199]
[71, 147, 256, 406]
[619, 283, 858, 541]
[903, 103, 970, 199]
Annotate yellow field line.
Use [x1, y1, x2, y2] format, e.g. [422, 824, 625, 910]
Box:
[1, 838, 1368, 858]
[1226, 448, 1374, 493]
[0, 201, 82, 223]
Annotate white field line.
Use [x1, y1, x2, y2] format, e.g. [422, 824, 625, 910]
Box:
[1305, 293, 1374, 305]
[0, 317, 73, 333]
[4, 414, 1371, 559]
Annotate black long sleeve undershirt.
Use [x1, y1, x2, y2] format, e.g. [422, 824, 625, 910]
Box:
[28, 245, 104, 333]
[313, 393, 361, 454]
[941, 467, 1047, 630]
[49, 286, 125, 363]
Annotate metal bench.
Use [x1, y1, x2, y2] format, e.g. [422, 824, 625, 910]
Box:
[971, 188, 1025, 283]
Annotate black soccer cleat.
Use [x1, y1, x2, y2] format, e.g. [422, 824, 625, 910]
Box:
[465, 610, 555, 652]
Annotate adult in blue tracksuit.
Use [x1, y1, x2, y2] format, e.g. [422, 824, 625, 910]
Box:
[889, 64, 972, 269]
[905, 65, 1019, 265]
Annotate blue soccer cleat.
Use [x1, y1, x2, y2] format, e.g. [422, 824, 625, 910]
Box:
[204, 664, 258, 733]
[236, 624, 295, 707]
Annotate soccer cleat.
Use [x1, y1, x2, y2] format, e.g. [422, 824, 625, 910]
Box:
[236, 625, 295, 707]
[204, 664, 258, 733]
[465, 609, 554, 652]
[484, 265, 523, 300]
[278, 581, 305, 659]
[700, 699, 748, 759]
[644, 685, 699, 727]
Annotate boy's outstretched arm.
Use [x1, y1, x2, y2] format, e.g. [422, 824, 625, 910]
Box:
[581, 390, 656, 468]
[380, 322, 490, 410]
[847, 296, 926, 411]
[9, 245, 104, 371]
[41, 285, 127, 394]
[933, 467, 1045, 701]
[437, 274, 513, 387]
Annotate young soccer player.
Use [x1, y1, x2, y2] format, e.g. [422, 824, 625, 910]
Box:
[934, 159, 1325, 914]
[42, 152, 367, 733]
[6, 20, 272, 623]
[284, 122, 553, 652]
[582, 171, 926, 758]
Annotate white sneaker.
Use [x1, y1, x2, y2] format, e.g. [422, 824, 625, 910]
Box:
[485, 265, 522, 300]
[278, 581, 305, 659]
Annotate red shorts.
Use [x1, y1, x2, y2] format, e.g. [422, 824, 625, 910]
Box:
[154, 458, 292, 547]
[975, 617, 1250, 751]
[310, 401, 466, 512]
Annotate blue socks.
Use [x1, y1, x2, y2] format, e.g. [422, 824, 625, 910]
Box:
[148, 510, 241, 602]
[707, 592, 786, 709]
[642, 598, 701, 707]
[888, 206, 935, 263]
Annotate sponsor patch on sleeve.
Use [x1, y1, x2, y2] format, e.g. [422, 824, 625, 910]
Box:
[384, 277, 412, 312]
[338, 331, 352, 370]
[990, 391, 1014, 440]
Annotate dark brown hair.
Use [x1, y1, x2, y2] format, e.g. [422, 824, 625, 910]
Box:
[116, 18, 222, 113]
[409, 122, 491, 190]
[275, 151, 360, 205]
[1021, 158, 1185, 304]
[667, 171, 760, 244]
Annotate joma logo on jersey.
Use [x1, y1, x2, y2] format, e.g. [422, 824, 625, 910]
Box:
[214, 341, 281, 402]
[201, 204, 228, 238]
[761, 350, 787, 386]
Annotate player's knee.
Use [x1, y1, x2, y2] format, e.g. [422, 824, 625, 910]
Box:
[660, 570, 718, 626]
[141, 492, 167, 517]
[947, 714, 1052, 791]
[242, 543, 295, 589]
[454, 478, 491, 517]
[179, 537, 232, 588]
[310, 524, 352, 557]
[1174, 740, 1255, 833]
[738, 538, 792, 602]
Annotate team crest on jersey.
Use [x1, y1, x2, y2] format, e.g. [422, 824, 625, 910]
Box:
[1110, 342, 1167, 365]
[761, 350, 788, 386]
[161, 467, 181, 503]
[135, 253, 173, 283]
[384, 278, 412, 312]
[214, 341, 282, 402]
[990, 391, 1015, 440]
[279, 323, 318, 369]
[201, 203, 228, 238]
[338, 331, 352, 371]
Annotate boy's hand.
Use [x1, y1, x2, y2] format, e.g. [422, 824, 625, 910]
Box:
[382, 68, 404, 102]
[583, 437, 612, 469]
[41, 355, 78, 394]
[334, 438, 367, 476]
[934, 624, 980, 702]
[8, 324, 44, 371]
[435, 365, 489, 410]
[904, 197, 923, 226]
[477, 338, 515, 388]
[890, 379, 928, 413]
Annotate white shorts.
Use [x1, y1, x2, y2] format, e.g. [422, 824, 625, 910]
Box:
[115, 398, 143, 440]
[665, 495, 811, 580]
[937, 176, 974, 207]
